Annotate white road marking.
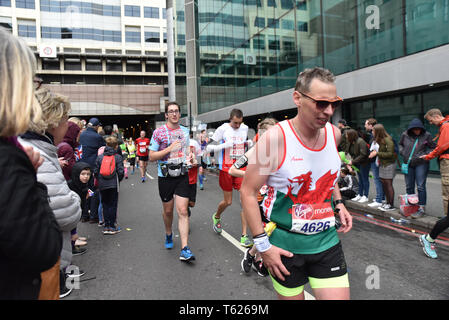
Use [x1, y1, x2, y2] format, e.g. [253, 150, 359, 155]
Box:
[220, 229, 315, 300]
[146, 172, 155, 180]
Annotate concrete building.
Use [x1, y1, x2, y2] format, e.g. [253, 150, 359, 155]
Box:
[0, 0, 170, 137]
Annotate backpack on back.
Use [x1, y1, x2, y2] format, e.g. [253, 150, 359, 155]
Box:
[99, 155, 116, 179]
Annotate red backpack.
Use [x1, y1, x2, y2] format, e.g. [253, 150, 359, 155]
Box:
[99, 155, 116, 179]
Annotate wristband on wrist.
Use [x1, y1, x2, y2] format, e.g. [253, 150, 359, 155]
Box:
[253, 235, 272, 253]
[334, 199, 345, 206]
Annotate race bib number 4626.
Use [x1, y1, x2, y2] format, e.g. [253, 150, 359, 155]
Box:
[290, 203, 335, 235]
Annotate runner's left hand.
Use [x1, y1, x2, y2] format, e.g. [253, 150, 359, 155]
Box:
[335, 204, 352, 233]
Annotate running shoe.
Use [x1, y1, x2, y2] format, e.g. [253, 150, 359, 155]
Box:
[212, 213, 222, 234]
[411, 207, 425, 219]
[252, 260, 269, 277]
[419, 234, 437, 259]
[179, 246, 196, 261]
[103, 227, 113, 235]
[240, 235, 253, 248]
[72, 246, 87, 256]
[141, 176, 146, 183]
[165, 233, 173, 249]
[241, 248, 254, 273]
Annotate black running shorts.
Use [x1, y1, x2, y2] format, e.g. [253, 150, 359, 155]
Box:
[158, 175, 190, 202]
[271, 242, 348, 289]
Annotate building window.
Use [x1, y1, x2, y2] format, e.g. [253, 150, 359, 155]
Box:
[254, 17, 265, 28]
[125, 5, 140, 17]
[0, 16, 12, 32]
[0, 0, 11, 6]
[145, 27, 160, 43]
[17, 20, 36, 38]
[144, 6, 159, 19]
[125, 26, 141, 43]
[162, 8, 166, 19]
[16, 0, 35, 9]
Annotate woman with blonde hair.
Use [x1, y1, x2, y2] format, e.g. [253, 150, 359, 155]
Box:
[369, 123, 398, 212]
[0, 27, 62, 299]
[19, 87, 82, 298]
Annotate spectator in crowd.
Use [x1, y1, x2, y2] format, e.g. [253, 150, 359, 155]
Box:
[399, 118, 435, 218]
[365, 118, 385, 208]
[0, 27, 62, 300]
[345, 129, 370, 203]
[339, 166, 359, 200]
[58, 120, 82, 181]
[369, 124, 397, 212]
[79, 117, 105, 223]
[57, 117, 88, 253]
[420, 109, 449, 215]
[94, 136, 124, 235]
[337, 119, 351, 152]
[19, 87, 82, 299]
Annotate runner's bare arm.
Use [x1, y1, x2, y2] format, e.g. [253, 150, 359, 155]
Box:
[228, 147, 255, 178]
[241, 126, 293, 281]
[332, 184, 353, 233]
[332, 123, 342, 147]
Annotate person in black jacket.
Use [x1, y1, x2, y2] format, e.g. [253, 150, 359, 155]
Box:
[0, 27, 62, 299]
[399, 118, 436, 217]
[79, 117, 105, 223]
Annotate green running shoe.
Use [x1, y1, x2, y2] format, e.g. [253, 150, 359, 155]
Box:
[212, 213, 222, 234]
[240, 235, 253, 248]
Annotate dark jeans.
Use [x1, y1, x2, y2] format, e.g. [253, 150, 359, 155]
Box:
[356, 163, 370, 197]
[405, 162, 429, 206]
[100, 188, 118, 228]
[371, 162, 385, 203]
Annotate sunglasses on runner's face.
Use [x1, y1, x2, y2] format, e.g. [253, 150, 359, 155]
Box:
[298, 91, 343, 110]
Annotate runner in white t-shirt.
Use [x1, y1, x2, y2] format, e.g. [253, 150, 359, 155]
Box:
[206, 109, 254, 247]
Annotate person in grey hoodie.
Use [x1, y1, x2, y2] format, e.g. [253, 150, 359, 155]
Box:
[19, 88, 81, 298]
[399, 118, 436, 217]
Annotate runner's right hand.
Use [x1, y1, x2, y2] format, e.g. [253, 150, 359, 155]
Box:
[169, 140, 182, 152]
[260, 245, 293, 281]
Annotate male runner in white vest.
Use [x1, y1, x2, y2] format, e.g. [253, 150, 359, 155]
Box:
[241, 67, 352, 300]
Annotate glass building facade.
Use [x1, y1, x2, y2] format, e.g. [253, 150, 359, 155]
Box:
[174, 0, 449, 171]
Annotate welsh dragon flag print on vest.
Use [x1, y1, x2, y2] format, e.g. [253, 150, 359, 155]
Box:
[261, 120, 342, 254]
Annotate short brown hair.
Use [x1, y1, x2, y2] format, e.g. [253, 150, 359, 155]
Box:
[424, 108, 442, 119]
[229, 108, 243, 120]
[105, 136, 118, 148]
[165, 101, 180, 114]
[295, 67, 336, 93]
[365, 118, 377, 126]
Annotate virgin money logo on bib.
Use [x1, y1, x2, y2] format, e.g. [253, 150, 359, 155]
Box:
[293, 204, 314, 220]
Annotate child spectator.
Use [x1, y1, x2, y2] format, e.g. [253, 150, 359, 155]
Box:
[68, 162, 92, 251]
[94, 136, 124, 235]
[338, 166, 359, 200]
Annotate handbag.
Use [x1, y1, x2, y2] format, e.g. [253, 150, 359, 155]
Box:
[401, 139, 418, 175]
[38, 258, 60, 300]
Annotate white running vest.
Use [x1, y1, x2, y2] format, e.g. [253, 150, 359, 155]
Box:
[262, 120, 341, 235]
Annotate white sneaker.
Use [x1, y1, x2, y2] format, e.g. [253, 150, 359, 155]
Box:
[368, 201, 382, 208]
[351, 195, 361, 201]
[358, 196, 369, 203]
[378, 203, 387, 210]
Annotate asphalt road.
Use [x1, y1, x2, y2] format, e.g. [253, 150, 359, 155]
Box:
[67, 163, 449, 300]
